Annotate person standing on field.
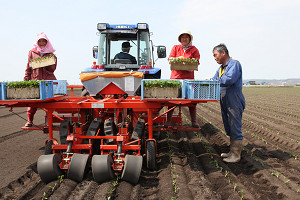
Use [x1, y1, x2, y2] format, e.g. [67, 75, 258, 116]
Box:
[212, 43, 245, 163]
[24, 32, 57, 127]
[166, 30, 200, 128]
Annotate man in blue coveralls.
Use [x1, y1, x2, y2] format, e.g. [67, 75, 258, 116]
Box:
[114, 42, 137, 64]
[212, 44, 245, 163]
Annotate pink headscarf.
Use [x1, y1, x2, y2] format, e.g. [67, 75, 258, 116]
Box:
[34, 32, 56, 53]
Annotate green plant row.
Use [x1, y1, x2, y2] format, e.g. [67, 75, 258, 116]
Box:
[169, 57, 198, 64]
[144, 80, 182, 88]
[166, 131, 180, 198]
[30, 54, 55, 63]
[105, 175, 120, 200]
[6, 80, 40, 88]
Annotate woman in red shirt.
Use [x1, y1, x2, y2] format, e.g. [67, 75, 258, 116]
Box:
[167, 30, 200, 128]
[24, 32, 57, 127]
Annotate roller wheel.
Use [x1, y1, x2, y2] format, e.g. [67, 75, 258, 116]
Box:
[59, 119, 73, 144]
[67, 153, 89, 182]
[37, 154, 62, 183]
[121, 155, 143, 184]
[146, 140, 156, 170]
[44, 140, 54, 155]
[92, 155, 115, 183]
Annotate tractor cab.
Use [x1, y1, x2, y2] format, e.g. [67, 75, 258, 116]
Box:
[92, 23, 166, 79]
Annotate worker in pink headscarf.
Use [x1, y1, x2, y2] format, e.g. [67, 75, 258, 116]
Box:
[24, 32, 57, 127]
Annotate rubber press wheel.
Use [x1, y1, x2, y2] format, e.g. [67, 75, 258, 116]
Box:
[146, 140, 156, 170]
[92, 154, 115, 183]
[44, 140, 54, 155]
[67, 153, 89, 182]
[121, 155, 143, 184]
[37, 154, 62, 183]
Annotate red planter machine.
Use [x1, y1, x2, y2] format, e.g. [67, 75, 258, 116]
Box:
[0, 81, 218, 184]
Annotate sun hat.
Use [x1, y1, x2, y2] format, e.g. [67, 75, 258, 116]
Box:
[178, 30, 193, 42]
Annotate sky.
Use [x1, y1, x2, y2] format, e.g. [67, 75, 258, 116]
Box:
[0, 0, 299, 84]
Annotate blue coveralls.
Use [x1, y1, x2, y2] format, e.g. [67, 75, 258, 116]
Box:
[212, 59, 245, 140]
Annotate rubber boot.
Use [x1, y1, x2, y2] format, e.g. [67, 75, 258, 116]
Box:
[189, 106, 199, 128]
[223, 140, 243, 163]
[221, 139, 233, 158]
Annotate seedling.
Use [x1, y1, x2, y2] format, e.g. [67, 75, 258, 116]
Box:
[30, 54, 55, 63]
[6, 80, 40, 88]
[233, 183, 237, 191]
[169, 57, 198, 64]
[144, 80, 182, 88]
[283, 177, 290, 183]
[48, 183, 57, 192]
[42, 192, 48, 200]
[58, 175, 64, 183]
[271, 171, 280, 178]
[225, 170, 230, 177]
[238, 190, 244, 199]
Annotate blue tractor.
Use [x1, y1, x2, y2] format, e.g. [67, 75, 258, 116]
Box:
[90, 23, 166, 79]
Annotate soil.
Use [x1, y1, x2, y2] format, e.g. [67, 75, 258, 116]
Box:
[0, 86, 299, 200]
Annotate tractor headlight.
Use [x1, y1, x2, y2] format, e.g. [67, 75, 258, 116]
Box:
[97, 23, 107, 31]
[137, 23, 148, 30]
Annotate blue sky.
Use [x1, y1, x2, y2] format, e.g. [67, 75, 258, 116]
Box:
[0, 0, 299, 84]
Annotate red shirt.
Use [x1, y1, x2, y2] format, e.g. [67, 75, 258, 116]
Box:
[169, 45, 200, 79]
[24, 47, 57, 81]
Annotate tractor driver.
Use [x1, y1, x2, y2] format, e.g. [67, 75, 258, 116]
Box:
[114, 42, 137, 64]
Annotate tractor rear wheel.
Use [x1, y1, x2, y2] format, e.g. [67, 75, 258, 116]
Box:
[92, 154, 115, 183]
[37, 154, 62, 183]
[67, 153, 89, 182]
[146, 140, 156, 170]
[121, 155, 143, 184]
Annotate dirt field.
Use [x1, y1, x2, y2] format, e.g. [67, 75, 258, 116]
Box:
[0, 86, 299, 200]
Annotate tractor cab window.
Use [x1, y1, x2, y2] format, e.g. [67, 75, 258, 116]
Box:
[98, 33, 107, 65]
[138, 31, 151, 65]
[110, 40, 137, 64]
[98, 31, 151, 65]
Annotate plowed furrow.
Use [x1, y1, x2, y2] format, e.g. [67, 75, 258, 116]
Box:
[201, 103, 300, 143]
[195, 105, 300, 169]
[244, 101, 300, 119]
[184, 108, 300, 199]
[197, 104, 300, 154]
[0, 170, 43, 200]
[245, 102, 300, 123]
[175, 131, 230, 199]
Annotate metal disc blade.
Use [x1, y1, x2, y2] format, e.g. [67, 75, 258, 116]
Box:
[92, 154, 115, 183]
[37, 154, 62, 183]
[121, 155, 143, 184]
[67, 153, 89, 182]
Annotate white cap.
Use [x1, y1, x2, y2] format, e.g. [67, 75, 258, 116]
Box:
[178, 30, 193, 42]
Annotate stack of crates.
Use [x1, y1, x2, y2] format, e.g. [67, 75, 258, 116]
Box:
[183, 80, 220, 100]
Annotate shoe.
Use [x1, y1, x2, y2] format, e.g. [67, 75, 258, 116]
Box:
[192, 122, 199, 128]
[24, 122, 33, 127]
[221, 139, 233, 158]
[223, 140, 243, 163]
